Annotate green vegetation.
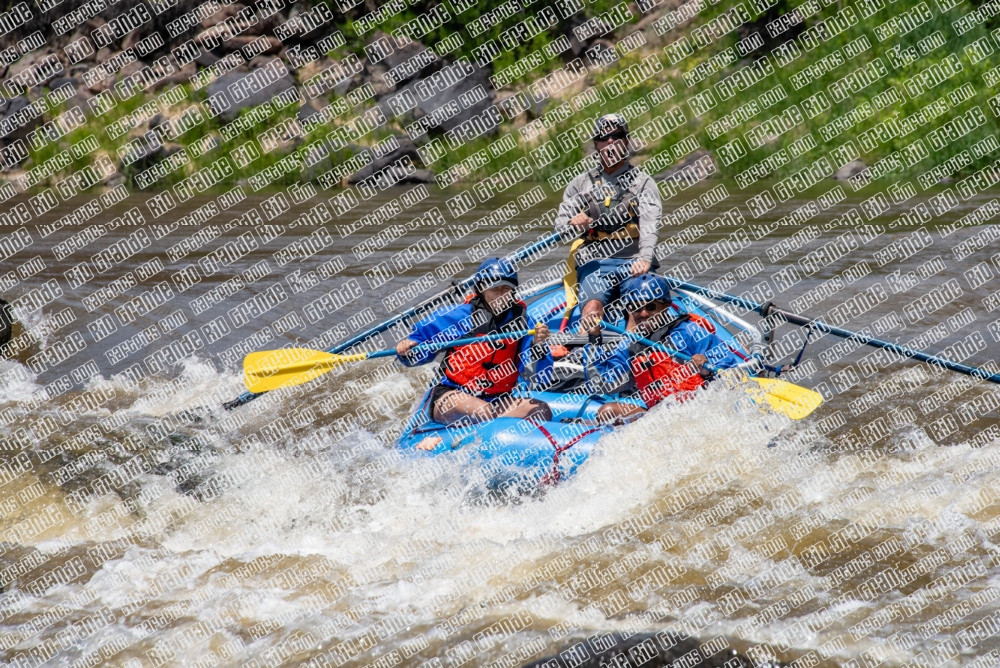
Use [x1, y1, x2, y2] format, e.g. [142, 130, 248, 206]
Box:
[19, 0, 1000, 195]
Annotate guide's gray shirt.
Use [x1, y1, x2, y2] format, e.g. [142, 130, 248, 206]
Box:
[553, 162, 662, 265]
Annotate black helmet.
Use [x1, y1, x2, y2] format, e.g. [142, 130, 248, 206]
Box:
[473, 257, 518, 291]
[593, 113, 629, 141]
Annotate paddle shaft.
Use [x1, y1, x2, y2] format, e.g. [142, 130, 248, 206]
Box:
[600, 321, 720, 374]
[661, 276, 1000, 385]
[391, 329, 536, 360]
[225, 232, 564, 409]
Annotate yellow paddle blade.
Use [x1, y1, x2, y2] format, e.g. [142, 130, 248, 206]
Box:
[243, 348, 367, 393]
[746, 377, 823, 420]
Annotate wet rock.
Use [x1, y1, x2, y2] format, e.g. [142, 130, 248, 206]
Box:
[405, 168, 436, 184]
[346, 134, 423, 184]
[522, 632, 758, 668]
[651, 149, 714, 182]
[831, 158, 866, 181]
[0, 298, 14, 353]
[206, 68, 297, 121]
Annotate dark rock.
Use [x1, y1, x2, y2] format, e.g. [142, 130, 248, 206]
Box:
[248, 54, 282, 70]
[65, 86, 94, 117]
[103, 172, 126, 188]
[652, 149, 714, 182]
[365, 62, 396, 97]
[404, 168, 436, 184]
[119, 139, 164, 172]
[372, 31, 442, 85]
[529, 96, 548, 120]
[347, 134, 422, 183]
[0, 97, 41, 144]
[206, 68, 297, 121]
[195, 50, 221, 68]
[0, 298, 14, 352]
[227, 35, 281, 54]
[152, 61, 196, 91]
[297, 101, 323, 127]
[522, 632, 757, 668]
[47, 77, 79, 92]
[201, 3, 246, 29]
[378, 62, 495, 136]
[831, 159, 866, 181]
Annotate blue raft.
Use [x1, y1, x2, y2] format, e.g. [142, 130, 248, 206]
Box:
[396, 280, 762, 485]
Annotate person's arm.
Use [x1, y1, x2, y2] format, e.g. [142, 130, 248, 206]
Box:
[396, 303, 473, 367]
[591, 339, 633, 393]
[633, 174, 662, 274]
[554, 175, 591, 240]
[517, 323, 552, 389]
[670, 322, 743, 371]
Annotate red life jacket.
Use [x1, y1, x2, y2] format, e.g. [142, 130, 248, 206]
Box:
[628, 316, 707, 407]
[442, 297, 527, 396]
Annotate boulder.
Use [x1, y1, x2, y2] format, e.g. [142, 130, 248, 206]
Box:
[195, 50, 221, 68]
[0, 298, 13, 352]
[206, 68, 297, 121]
[361, 32, 443, 97]
[346, 134, 422, 184]
[225, 35, 281, 54]
[152, 61, 196, 91]
[297, 100, 324, 128]
[831, 158, 866, 181]
[378, 62, 495, 136]
[372, 31, 442, 85]
[64, 86, 94, 117]
[364, 62, 396, 97]
[404, 169, 436, 184]
[201, 3, 246, 29]
[0, 97, 41, 144]
[6, 50, 60, 88]
[47, 77, 79, 92]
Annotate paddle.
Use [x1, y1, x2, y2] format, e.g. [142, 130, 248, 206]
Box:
[243, 329, 536, 394]
[657, 276, 1000, 385]
[223, 232, 566, 409]
[600, 321, 823, 420]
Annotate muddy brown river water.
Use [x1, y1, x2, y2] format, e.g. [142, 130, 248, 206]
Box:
[1, 183, 999, 667]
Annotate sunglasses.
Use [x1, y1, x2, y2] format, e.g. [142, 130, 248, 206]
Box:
[596, 132, 628, 142]
[626, 301, 664, 314]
